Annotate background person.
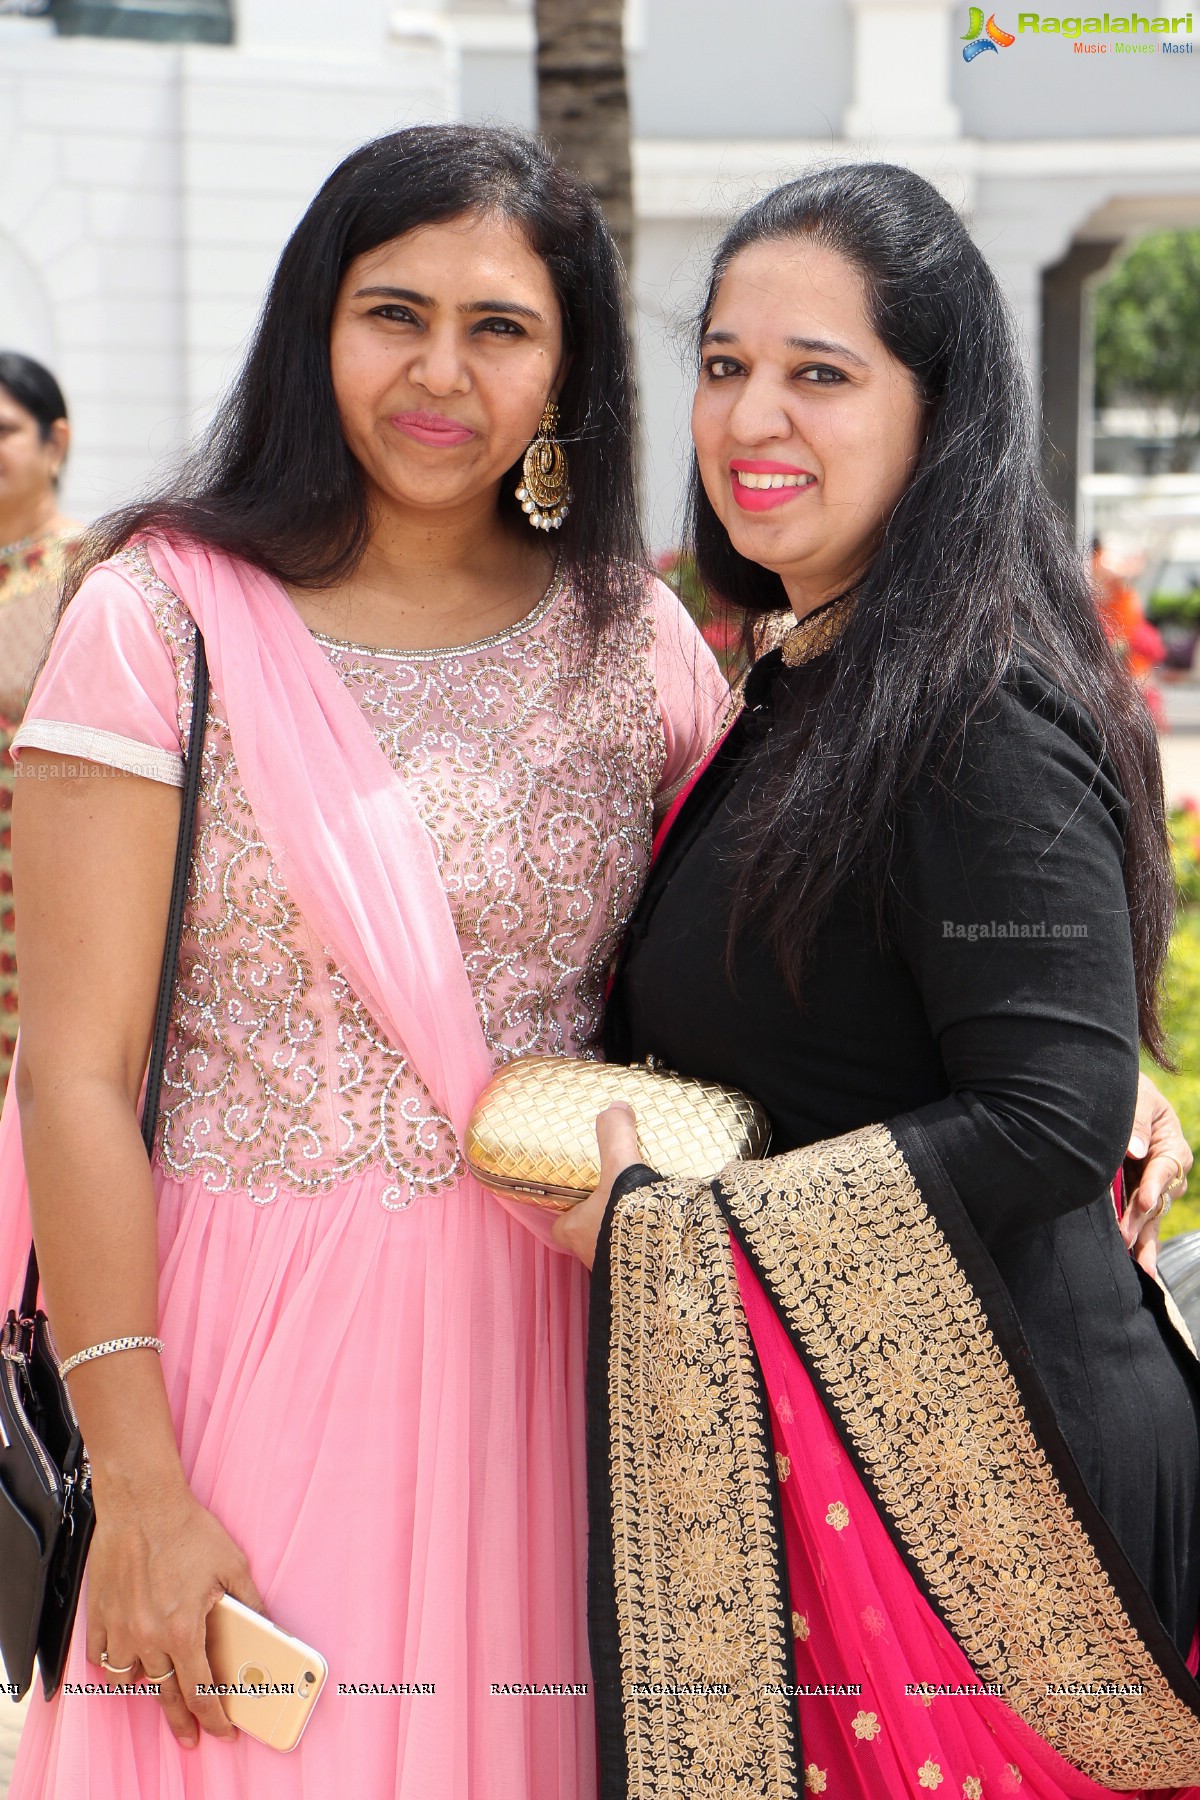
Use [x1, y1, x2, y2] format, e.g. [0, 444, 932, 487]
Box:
[1092, 537, 1167, 728]
[0, 354, 79, 1090]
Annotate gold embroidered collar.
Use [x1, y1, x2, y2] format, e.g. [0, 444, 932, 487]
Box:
[779, 592, 856, 668]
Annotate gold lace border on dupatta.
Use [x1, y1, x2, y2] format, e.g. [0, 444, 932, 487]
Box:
[598, 1124, 1200, 1796]
[599, 1172, 801, 1798]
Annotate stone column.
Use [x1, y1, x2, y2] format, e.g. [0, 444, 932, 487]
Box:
[844, 0, 961, 139]
[1041, 239, 1122, 534]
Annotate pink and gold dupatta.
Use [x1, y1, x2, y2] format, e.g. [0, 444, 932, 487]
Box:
[588, 1128, 1200, 1800]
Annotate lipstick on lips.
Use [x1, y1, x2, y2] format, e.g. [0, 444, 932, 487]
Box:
[391, 410, 476, 448]
[730, 459, 817, 513]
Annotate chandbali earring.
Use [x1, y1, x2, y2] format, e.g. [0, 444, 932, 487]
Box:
[516, 400, 571, 531]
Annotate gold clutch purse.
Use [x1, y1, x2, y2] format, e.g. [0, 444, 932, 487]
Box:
[464, 1054, 771, 1210]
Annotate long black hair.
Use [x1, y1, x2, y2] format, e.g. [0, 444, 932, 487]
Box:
[66, 125, 645, 641]
[689, 163, 1173, 1061]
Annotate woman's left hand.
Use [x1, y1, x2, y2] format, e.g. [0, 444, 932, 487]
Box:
[550, 1103, 640, 1270]
[1122, 1071, 1192, 1276]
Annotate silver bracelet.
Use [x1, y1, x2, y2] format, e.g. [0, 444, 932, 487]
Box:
[58, 1335, 164, 1379]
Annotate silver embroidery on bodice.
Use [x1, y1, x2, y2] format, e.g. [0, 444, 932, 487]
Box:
[116, 547, 662, 1206]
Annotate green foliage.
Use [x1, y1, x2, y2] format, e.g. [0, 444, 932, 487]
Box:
[1147, 590, 1200, 627]
[1093, 231, 1200, 438]
[1170, 805, 1200, 908]
[1146, 899, 1200, 1238]
[655, 549, 709, 627]
[655, 548, 746, 675]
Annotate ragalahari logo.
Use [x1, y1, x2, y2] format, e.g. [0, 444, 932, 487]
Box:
[962, 8, 1017, 55]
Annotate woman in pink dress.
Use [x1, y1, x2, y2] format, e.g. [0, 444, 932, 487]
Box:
[0, 126, 727, 1798]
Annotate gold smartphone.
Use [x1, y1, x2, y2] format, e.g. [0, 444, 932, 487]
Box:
[204, 1595, 328, 1752]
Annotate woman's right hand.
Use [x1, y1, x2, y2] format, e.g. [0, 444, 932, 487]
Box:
[85, 1467, 266, 1747]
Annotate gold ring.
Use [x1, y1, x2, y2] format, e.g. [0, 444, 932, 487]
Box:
[1162, 1154, 1188, 1197]
[143, 1667, 176, 1685]
[99, 1651, 136, 1675]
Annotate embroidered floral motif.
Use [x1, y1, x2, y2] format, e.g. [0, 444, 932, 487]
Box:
[999, 1767, 1022, 1793]
[962, 1779, 983, 1800]
[824, 1502, 849, 1532]
[719, 1126, 1200, 1791]
[851, 1711, 880, 1741]
[0, 526, 79, 603]
[115, 546, 665, 1207]
[860, 1606, 886, 1639]
[918, 1761, 944, 1790]
[318, 603, 657, 1065]
[775, 1453, 791, 1483]
[604, 1180, 800, 1798]
[792, 1612, 809, 1642]
[804, 1767, 826, 1794]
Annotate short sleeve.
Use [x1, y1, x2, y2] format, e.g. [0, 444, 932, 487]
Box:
[12, 561, 185, 787]
[648, 579, 734, 801]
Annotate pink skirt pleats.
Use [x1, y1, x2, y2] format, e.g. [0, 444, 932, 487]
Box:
[11, 1174, 595, 1800]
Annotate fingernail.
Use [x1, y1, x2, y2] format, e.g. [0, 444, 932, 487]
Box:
[1129, 1135, 1148, 1158]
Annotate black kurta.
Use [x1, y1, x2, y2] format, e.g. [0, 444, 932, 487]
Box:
[606, 642, 1200, 1656]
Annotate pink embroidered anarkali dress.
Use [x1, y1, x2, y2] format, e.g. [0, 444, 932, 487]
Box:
[0, 539, 727, 1799]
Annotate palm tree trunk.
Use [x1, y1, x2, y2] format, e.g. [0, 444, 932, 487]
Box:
[534, 0, 634, 275]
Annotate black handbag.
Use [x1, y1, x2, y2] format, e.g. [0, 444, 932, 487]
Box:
[0, 625, 208, 1700]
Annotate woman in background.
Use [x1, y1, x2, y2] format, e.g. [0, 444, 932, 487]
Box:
[0, 354, 78, 1086]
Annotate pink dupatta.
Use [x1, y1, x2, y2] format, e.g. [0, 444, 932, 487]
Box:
[149, 538, 493, 1141]
[0, 535, 558, 1310]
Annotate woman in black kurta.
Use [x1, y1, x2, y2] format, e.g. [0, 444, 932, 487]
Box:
[607, 621, 1200, 1625]
[556, 164, 1200, 1800]
[607, 639, 1200, 1656]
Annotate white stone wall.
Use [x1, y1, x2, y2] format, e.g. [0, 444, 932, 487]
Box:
[0, 22, 453, 523]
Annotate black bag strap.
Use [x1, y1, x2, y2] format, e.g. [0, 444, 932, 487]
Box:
[20, 626, 209, 1321]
